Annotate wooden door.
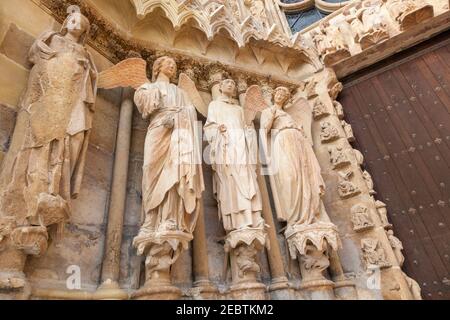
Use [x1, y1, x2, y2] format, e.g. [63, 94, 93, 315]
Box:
[340, 35, 450, 300]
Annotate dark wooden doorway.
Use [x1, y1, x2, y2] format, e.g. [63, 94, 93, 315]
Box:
[340, 31, 450, 300]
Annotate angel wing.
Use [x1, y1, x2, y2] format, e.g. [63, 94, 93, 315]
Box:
[97, 58, 149, 90]
[244, 85, 269, 126]
[178, 73, 208, 118]
[284, 97, 314, 146]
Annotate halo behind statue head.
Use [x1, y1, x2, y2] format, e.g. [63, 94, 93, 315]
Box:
[61, 5, 90, 45]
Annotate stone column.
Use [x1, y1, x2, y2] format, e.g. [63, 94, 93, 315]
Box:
[97, 87, 134, 300]
[257, 173, 292, 299]
[191, 200, 218, 298]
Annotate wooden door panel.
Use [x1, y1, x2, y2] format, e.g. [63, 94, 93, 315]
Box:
[340, 41, 450, 300]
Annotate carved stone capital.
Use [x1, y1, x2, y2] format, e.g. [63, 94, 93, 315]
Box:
[285, 222, 341, 259]
[224, 227, 268, 252]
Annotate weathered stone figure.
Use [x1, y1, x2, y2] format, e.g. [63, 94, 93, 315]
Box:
[204, 79, 267, 297]
[132, 56, 204, 296]
[260, 87, 340, 293]
[260, 87, 325, 228]
[204, 79, 264, 233]
[0, 7, 97, 292]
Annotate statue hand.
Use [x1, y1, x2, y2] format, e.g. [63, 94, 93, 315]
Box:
[219, 124, 227, 133]
[162, 116, 174, 129]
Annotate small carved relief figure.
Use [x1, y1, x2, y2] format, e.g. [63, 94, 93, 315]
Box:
[375, 200, 392, 229]
[320, 121, 340, 143]
[403, 271, 422, 300]
[353, 148, 365, 166]
[387, 230, 404, 266]
[338, 171, 361, 199]
[235, 244, 261, 278]
[312, 100, 330, 120]
[351, 204, 374, 231]
[362, 170, 377, 195]
[311, 21, 351, 66]
[333, 101, 345, 119]
[361, 238, 391, 268]
[327, 75, 344, 100]
[346, 0, 390, 49]
[383, 0, 434, 31]
[299, 79, 318, 99]
[244, 0, 270, 30]
[328, 145, 351, 169]
[341, 120, 356, 142]
[0, 7, 97, 290]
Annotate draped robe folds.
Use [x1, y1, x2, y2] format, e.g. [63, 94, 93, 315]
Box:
[260, 106, 325, 227]
[204, 97, 263, 232]
[0, 31, 97, 227]
[134, 81, 204, 236]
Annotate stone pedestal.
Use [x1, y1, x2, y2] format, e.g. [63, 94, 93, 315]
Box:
[333, 278, 357, 300]
[132, 231, 192, 300]
[95, 279, 129, 300]
[192, 279, 219, 300]
[224, 227, 268, 300]
[132, 277, 182, 300]
[268, 277, 294, 300]
[300, 279, 336, 300]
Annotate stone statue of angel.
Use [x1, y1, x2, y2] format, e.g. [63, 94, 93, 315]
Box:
[259, 87, 325, 228]
[255, 85, 340, 283]
[98, 56, 205, 291]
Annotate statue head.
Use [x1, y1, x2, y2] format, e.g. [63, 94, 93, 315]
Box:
[219, 79, 237, 98]
[152, 56, 177, 82]
[61, 6, 90, 45]
[273, 86, 291, 108]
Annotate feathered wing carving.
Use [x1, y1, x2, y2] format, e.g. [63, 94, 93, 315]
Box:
[284, 97, 313, 146]
[178, 73, 208, 118]
[243, 85, 269, 126]
[97, 58, 149, 90]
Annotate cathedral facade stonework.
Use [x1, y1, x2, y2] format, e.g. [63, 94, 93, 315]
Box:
[0, 0, 448, 300]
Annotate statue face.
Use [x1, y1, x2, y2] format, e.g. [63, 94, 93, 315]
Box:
[220, 79, 236, 97]
[159, 58, 177, 79]
[274, 88, 289, 106]
[66, 13, 88, 38]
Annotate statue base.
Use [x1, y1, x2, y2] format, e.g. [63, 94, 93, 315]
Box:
[95, 279, 129, 300]
[333, 278, 357, 300]
[300, 279, 336, 300]
[191, 280, 219, 300]
[228, 281, 267, 300]
[132, 281, 182, 300]
[268, 277, 294, 300]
